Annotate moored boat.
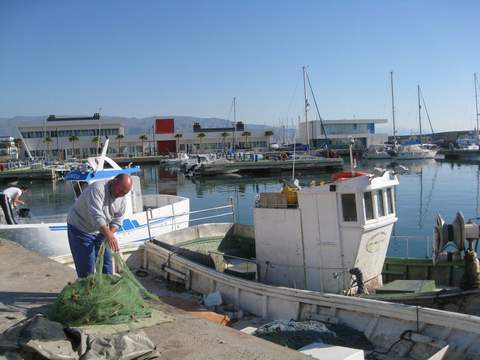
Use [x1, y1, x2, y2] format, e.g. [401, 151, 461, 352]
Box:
[142, 222, 480, 359]
[0, 140, 190, 257]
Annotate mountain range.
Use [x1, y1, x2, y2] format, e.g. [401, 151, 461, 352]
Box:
[0, 115, 422, 140]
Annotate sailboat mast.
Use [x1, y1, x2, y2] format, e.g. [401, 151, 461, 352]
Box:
[418, 85, 422, 144]
[390, 71, 397, 142]
[233, 97, 237, 151]
[475, 73, 479, 144]
[303, 66, 310, 148]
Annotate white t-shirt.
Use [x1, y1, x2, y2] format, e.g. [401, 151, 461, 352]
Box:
[3, 187, 22, 200]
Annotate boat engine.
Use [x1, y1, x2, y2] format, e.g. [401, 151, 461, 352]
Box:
[434, 212, 480, 289]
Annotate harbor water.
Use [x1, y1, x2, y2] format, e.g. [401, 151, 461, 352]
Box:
[18, 158, 480, 258]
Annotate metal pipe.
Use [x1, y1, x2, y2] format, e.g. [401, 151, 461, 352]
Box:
[390, 71, 397, 142]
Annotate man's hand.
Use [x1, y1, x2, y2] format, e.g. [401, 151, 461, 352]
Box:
[105, 232, 119, 252]
[99, 225, 119, 252]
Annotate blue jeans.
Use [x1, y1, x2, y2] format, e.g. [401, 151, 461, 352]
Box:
[67, 224, 112, 278]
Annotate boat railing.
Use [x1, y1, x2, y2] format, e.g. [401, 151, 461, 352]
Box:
[145, 200, 235, 240]
[390, 235, 432, 259]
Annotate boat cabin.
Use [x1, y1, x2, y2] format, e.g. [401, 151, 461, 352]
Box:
[254, 170, 399, 294]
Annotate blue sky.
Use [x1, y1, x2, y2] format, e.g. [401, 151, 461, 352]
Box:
[0, 0, 479, 132]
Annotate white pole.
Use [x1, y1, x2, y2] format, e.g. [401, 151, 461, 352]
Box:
[349, 136, 355, 176]
[475, 73, 479, 144]
[293, 116, 299, 181]
[303, 66, 309, 149]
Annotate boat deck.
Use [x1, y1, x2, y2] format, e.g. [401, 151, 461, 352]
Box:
[0, 239, 308, 359]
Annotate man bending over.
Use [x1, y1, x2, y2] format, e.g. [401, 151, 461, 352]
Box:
[67, 174, 132, 278]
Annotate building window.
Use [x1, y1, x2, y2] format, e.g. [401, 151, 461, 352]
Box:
[341, 194, 357, 222]
[364, 192, 374, 220]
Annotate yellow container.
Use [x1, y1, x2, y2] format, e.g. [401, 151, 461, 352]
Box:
[281, 185, 298, 206]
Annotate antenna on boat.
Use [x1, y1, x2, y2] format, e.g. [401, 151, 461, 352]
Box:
[95, 138, 110, 171]
[390, 71, 397, 144]
[349, 136, 356, 176]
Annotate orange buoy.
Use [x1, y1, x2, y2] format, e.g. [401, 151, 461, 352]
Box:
[331, 171, 368, 182]
[280, 152, 289, 161]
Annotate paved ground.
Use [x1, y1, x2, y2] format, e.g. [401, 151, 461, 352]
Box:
[0, 240, 308, 359]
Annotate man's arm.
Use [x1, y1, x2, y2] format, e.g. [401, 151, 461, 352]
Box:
[110, 198, 126, 230]
[87, 185, 119, 252]
[12, 194, 24, 206]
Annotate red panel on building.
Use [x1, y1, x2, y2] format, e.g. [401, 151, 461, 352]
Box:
[155, 118, 175, 134]
[157, 140, 176, 154]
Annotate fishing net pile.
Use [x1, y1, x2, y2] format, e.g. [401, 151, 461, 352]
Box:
[49, 242, 157, 327]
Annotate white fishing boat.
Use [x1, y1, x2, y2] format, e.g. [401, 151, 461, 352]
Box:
[140, 168, 480, 359]
[363, 144, 393, 160]
[456, 135, 480, 151]
[160, 152, 189, 167]
[396, 144, 437, 160]
[0, 139, 190, 257]
[180, 153, 217, 173]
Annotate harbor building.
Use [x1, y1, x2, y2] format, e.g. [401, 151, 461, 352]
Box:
[298, 119, 388, 149]
[16, 114, 148, 159]
[16, 115, 272, 159]
[154, 118, 271, 154]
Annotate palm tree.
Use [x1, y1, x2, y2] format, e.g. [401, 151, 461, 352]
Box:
[197, 132, 206, 152]
[44, 137, 52, 158]
[91, 136, 101, 155]
[221, 132, 230, 153]
[174, 133, 183, 153]
[139, 134, 148, 156]
[242, 131, 251, 149]
[68, 135, 79, 158]
[264, 130, 274, 148]
[115, 134, 125, 155]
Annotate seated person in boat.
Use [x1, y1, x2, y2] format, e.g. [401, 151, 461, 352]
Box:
[67, 174, 132, 278]
[3, 185, 28, 207]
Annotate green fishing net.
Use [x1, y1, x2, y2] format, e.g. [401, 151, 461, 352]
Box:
[49, 242, 158, 327]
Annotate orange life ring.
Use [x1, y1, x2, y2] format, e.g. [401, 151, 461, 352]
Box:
[331, 171, 368, 182]
[280, 153, 289, 161]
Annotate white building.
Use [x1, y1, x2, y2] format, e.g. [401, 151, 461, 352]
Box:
[17, 114, 148, 159]
[16, 115, 273, 159]
[154, 119, 271, 154]
[298, 119, 388, 149]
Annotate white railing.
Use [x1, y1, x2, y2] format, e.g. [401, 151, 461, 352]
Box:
[389, 235, 431, 258]
[145, 199, 235, 241]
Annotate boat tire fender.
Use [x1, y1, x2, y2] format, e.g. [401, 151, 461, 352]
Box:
[349, 267, 364, 295]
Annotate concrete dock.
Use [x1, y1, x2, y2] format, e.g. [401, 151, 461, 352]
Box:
[197, 157, 343, 175]
[437, 148, 480, 160]
[114, 155, 166, 166]
[0, 240, 308, 359]
[0, 167, 57, 181]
